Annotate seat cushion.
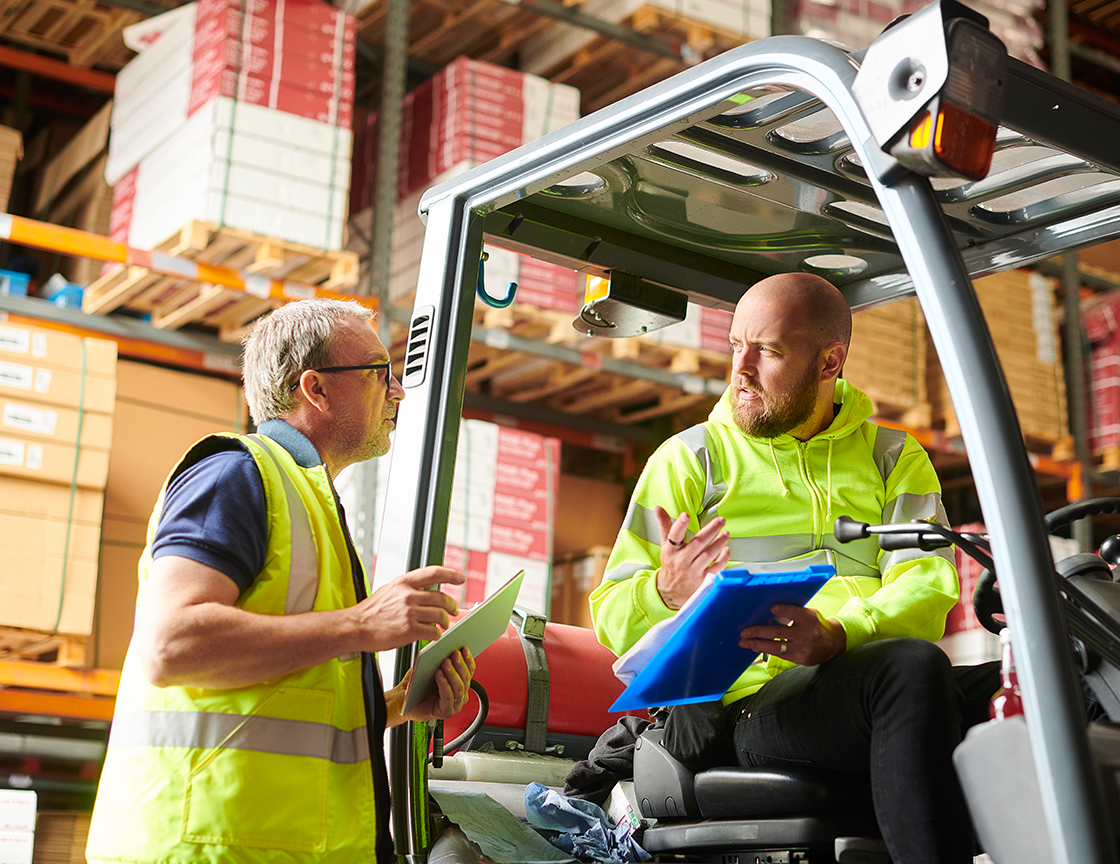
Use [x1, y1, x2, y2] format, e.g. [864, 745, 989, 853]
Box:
[694, 766, 875, 819]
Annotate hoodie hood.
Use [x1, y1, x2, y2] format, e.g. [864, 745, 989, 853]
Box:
[709, 377, 874, 443]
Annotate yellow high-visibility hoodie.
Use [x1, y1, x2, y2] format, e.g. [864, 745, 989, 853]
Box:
[590, 380, 959, 705]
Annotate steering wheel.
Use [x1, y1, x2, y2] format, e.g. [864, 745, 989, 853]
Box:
[972, 497, 1120, 634]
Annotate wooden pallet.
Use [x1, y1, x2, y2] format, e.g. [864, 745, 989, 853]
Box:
[0, 627, 87, 667]
[0, 0, 159, 69]
[83, 222, 361, 340]
[356, 0, 551, 69]
[463, 301, 727, 424]
[534, 5, 750, 113]
[356, 0, 749, 113]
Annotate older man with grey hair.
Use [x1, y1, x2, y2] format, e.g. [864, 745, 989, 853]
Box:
[87, 298, 472, 864]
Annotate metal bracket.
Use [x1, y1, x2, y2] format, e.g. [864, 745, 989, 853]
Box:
[851, 0, 988, 149]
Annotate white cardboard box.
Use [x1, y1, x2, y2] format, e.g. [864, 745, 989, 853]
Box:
[0, 791, 35, 833]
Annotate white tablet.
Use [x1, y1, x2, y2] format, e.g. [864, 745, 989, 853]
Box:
[402, 570, 525, 715]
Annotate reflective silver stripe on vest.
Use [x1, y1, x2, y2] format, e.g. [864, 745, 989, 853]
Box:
[871, 424, 907, 482]
[675, 424, 728, 519]
[620, 501, 689, 548]
[248, 435, 319, 615]
[603, 561, 649, 584]
[727, 535, 881, 576]
[107, 710, 370, 764]
[881, 492, 955, 569]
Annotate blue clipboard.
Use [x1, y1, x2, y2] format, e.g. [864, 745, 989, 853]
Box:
[609, 564, 834, 712]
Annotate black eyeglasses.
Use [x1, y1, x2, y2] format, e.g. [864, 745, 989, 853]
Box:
[289, 363, 393, 392]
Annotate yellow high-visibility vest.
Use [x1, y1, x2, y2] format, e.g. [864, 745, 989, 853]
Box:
[87, 432, 381, 863]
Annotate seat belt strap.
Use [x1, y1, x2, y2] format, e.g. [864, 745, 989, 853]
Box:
[513, 609, 550, 754]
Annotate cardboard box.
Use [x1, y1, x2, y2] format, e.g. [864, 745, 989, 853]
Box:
[0, 126, 24, 213]
[0, 475, 104, 525]
[0, 398, 113, 450]
[568, 547, 612, 629]
[0, 831, 33, 864]
[0, 434, 109, 488]
[95, 360, 249, 669]
[0, 512, 99, 634]
[0, 792, 36, 833]
[0, 323, 117, 375]
[554, 474, 626, 559]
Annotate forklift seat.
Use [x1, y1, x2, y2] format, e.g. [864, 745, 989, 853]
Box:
[633, 727, 888, 862]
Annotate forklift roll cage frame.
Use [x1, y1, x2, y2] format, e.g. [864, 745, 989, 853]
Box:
[373, 12, 1120, 864]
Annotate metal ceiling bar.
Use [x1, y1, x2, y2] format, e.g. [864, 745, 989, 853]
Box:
[0, 44, 115, 93]
[506, 0, 686, 60]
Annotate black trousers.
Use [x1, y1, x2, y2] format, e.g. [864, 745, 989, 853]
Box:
[727, 639, 1000, 864]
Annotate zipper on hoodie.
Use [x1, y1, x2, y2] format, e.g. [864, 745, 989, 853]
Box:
[796, 440, 826, 544]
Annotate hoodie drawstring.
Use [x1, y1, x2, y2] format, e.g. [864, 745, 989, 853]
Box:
[768, 440, 790, 497]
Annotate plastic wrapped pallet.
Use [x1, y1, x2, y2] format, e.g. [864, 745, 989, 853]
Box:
[106, 0, 355, 251]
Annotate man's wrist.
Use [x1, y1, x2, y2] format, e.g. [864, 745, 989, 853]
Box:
[656, 573, 681, 611]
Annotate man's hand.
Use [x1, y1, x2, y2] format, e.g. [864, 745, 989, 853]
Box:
[654, 507, 730, 610]
[352, 566, 465, 652]
[739, 604, 846, 666]
[386, 648, 476, 726]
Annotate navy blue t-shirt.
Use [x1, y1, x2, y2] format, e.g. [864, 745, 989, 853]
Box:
[150, 449, 268, 594]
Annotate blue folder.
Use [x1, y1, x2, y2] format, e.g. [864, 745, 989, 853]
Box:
[609, 564, 835, 712]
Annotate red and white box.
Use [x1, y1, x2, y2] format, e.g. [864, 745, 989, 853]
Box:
[112, 96, 350, 250]
[108, 0, 354, 186]
[0, 792, 35, 833]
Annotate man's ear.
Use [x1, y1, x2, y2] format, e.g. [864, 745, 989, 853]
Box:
[820, 342, 846, 383]
[296, 371, 332, 415]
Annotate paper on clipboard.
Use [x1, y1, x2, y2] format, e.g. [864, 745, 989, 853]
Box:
[403, 570, 524, 715]
[609, 562, 834, 712]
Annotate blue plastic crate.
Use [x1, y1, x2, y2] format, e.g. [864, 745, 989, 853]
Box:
[0, 269, 31, 296]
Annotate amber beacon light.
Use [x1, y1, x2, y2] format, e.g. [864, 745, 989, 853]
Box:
[853, 0, 1008, 182]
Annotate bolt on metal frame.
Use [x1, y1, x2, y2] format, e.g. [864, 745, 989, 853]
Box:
[373, 29, 1120, 864]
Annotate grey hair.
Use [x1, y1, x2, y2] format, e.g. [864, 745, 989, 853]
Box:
[242, 298, 373, 425]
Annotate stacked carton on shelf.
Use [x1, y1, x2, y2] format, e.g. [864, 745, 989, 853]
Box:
[0, 322, 117, 638]
[1082, 287, 1120, 464]
[96, 360, 249, 670]
[349, 57, 580, 305]
[336, 418, 559, 618]
[928, 270, 1067, 445]
[789, 0, 1043, 63]
[0, 126, 23, 213]
[0, 790, 36, 864]
[106, 0, 355, 252]
[444, 419, 560, 616]
[845, 297, 930, 424]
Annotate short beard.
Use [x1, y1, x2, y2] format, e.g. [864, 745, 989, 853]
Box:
[732, 360, 820, 439]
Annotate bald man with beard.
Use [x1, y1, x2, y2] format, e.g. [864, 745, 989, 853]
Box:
[591, 273, 1000, 864]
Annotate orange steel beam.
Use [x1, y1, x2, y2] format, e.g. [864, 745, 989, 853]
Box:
[0, 214, 373, 311]
[0, 44, 116, 94]
[0, 688, 115, 722]
[0, 660, 120, 696]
